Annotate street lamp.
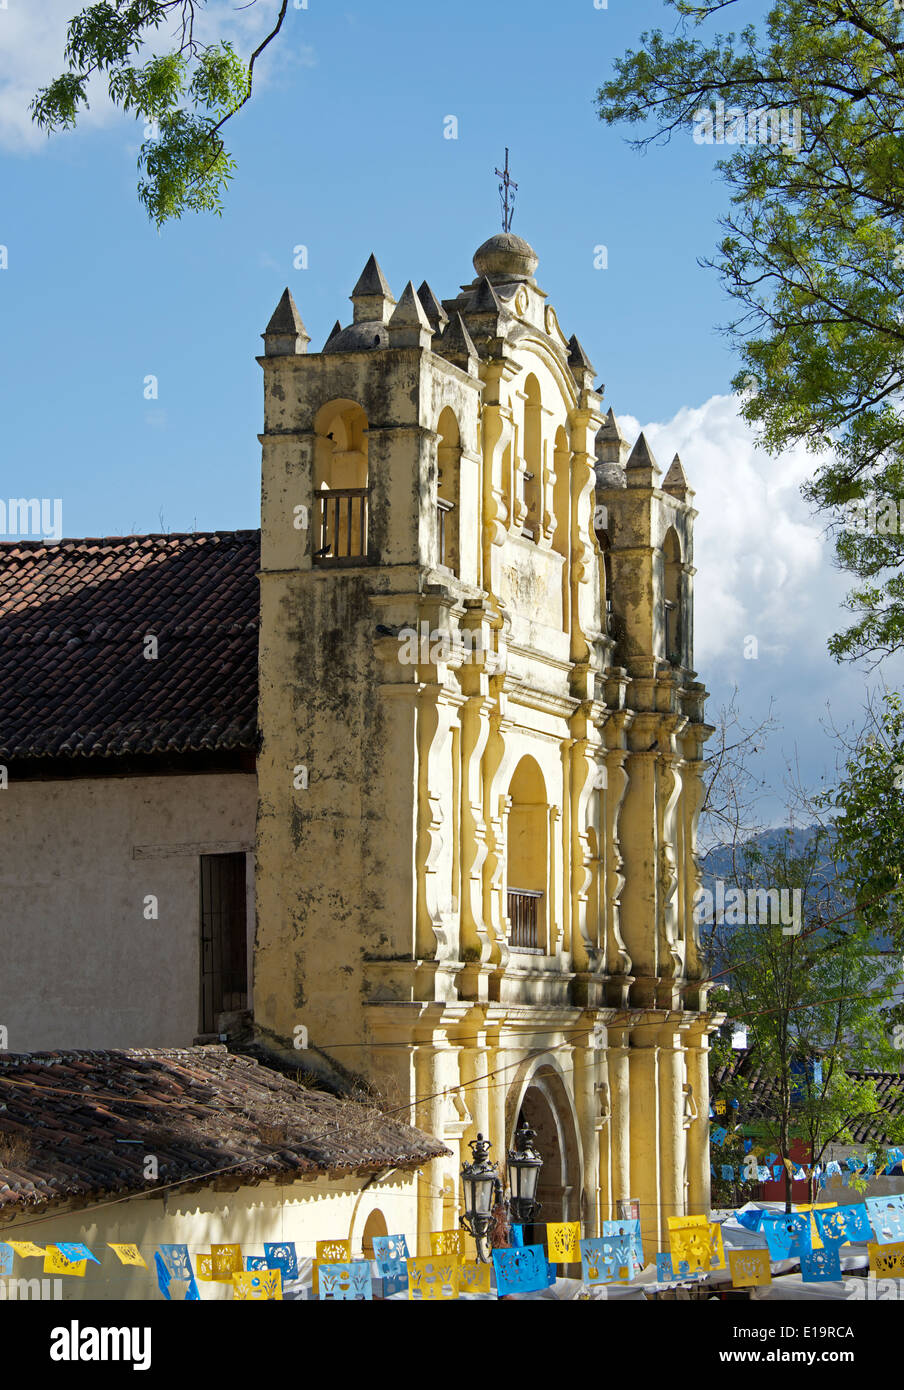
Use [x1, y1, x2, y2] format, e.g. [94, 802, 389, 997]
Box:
[460, 1127, 545, 1260]
[507, 1123, 543, 1225]
[460, 1134, 503, 1262]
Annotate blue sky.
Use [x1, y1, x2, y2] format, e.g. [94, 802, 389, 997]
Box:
[0, 0, 733, 535]
[0, 0, 897, 817]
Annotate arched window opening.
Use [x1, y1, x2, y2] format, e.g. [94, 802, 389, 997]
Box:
[312, 399, 369, 564]
[522, 375, 543, 541]
[663, 527, 683, 665]
[507, 756, 548, 952]
[436, 407, 461, 574]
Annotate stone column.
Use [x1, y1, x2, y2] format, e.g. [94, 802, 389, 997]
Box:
[685, 1024, 712, 1216]
[657, 1019, 686, 1228]
[629, 1030, 661, 1253]
[414, 1040, 450, 1254]
[574, 1028, 602, 1234]
[607, 1028, 632, 1225]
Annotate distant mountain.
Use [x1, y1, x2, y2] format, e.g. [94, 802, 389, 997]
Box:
[696, 824, 903, 1008]
[700, 824, 826, 886]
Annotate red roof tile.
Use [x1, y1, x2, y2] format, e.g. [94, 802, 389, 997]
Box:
[0, 1047, 447, 1215]
[712, 1053, 904, 1144]
[0, 532, 259, 760]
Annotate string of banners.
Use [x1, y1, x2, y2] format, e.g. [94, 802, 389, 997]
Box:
[2, 1195, 903, 1297]
[709, 1135, 904, 1187]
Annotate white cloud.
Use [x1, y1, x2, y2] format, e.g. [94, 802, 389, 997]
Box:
[0, 0, 311, 154]
[0, 3, 82, 151]
[618, 393, 841, 673]
[616, 392, 904, 811]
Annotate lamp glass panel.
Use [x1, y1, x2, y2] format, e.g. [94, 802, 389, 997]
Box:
[518, 1161, 540, 1202]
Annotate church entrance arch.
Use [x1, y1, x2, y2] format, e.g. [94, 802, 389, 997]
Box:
[508, 1061, 582, 1246]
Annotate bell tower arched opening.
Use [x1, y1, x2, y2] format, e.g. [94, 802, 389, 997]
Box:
[663, 527, 682, 665]
[313, 398, 369, 562]
[436, 406, 461, 574]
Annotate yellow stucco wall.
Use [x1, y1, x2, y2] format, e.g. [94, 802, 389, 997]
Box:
[0, 1171, 419, 1300]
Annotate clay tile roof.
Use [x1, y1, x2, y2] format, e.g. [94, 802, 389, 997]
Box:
[0, 1047, 448, 1215]
[712, 1053, 904, 1144]
[0, 532, 260, 761]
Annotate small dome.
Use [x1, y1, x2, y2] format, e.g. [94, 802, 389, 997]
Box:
[473, 232, 539, 283]
[323, 320, 389, 353]
[595, 461, 626, 490]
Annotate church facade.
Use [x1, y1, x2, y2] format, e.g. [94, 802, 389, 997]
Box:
[0, 230, 717, 1255]
[253, 231, 716, 1251]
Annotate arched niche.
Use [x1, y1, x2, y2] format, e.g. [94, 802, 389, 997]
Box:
[436, 406, 461, 575]
[522, 374, 543, 541]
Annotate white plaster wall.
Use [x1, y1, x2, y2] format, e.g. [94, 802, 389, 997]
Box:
[0, 1171, 419, 1300]
[0, 773, 256, 1051]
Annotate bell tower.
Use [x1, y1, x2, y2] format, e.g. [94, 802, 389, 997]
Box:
[253, 230, 717, 1254]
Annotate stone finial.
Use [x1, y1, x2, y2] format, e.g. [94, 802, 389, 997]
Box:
[595, 407, 630, 466]
[625, 431, 662, 488]
[437, 312, 479, 373]
[388, 281, 433, 349]
[470, 275, 504, 314]
[472, 232, 539, 284]
[324, 319, 342, 349]
[663, 453, 694, 502]
[417, 281, 449, 333]
[568, 334, 595, 372]
[262, 288, 310, 356]
[350, 253, 396, 325]
[567, 333, 596, 387]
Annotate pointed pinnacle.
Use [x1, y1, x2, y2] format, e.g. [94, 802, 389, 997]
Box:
[265, 288, 308, 338]
[470, 275, 504, 314]
[262, 287, 310, 355]
[598, 407, 624, 440]
[595, 407, 629, 466]
[438, 311, 479, 366]
[417, 280, 449, 332]
[389, 281, 433, 330]
[351, 253, 393, 300]
[567, 334, 595, 374]
[626, 431, 661, 473]
[663, 453, 693, 500]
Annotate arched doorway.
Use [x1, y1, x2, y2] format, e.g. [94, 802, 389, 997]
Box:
[360, 1207, 388, 1259]
[510, 1063, 582, 1252]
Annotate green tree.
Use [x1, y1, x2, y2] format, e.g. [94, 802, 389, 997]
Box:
[822, 690, 904, 953]
[32, 1, 290, 226]
[596, 1, 904, 661]
[704, 829, 904, 1212]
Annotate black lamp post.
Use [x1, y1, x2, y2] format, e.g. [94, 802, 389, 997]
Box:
[459, 1134, 502, 1263]
[507, 1123, 543, 1225]
[460, 1126, 544, 1261]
